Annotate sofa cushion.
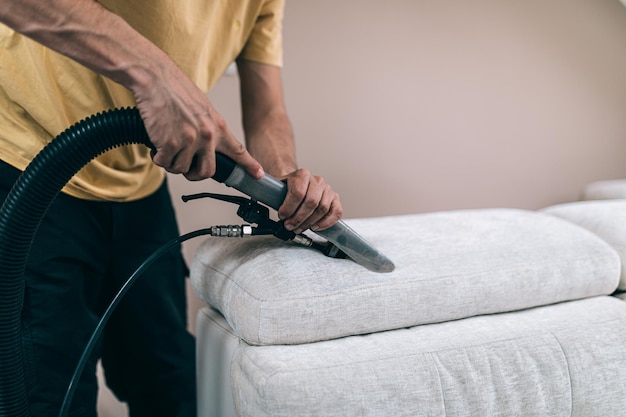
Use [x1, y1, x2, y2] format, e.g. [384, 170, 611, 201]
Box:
[542, 200, 626, 290]
[196, 308, 239, 417]
[583, 179, 626, 200]
[190, 209, 620, 345]
[230, 296, 626, 417]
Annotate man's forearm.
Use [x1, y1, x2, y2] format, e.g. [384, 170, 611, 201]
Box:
[0, 0, 165, 94]
[245, 110, 298, 178]
[237, 59, 343, 231]
[237, 58, 299, 177]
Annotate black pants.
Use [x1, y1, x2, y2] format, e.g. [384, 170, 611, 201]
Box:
[0, 161, 196, 417]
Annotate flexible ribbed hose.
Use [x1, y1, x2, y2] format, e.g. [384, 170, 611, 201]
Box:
[0, 107, 151, 417]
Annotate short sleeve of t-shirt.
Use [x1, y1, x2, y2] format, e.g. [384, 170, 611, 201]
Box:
[239, 0, 284, 67]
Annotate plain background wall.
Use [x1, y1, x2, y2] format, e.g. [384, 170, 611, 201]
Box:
[99, 0, 626, 414]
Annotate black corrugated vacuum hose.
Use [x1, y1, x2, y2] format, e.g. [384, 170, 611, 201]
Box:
[0, 107, 151, 417]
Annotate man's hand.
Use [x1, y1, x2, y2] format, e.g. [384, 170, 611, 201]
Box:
[277, 169, 343, 234]
[132, 60, 264, 181]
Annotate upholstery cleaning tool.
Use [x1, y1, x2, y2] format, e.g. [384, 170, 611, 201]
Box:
[210, 153, 395, 273]
[181, 192, 350, 259]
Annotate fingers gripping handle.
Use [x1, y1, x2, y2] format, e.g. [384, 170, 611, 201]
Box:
[214, 153, 287, 208]
[212, 153, 395, 273]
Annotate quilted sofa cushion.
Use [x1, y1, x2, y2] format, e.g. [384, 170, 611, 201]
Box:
[230, 296, 626, 417]
[542, 200, 626, 290]
[190, 209, 620, 345]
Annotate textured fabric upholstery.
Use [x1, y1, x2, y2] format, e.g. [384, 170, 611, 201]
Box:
[542, 200, 626, 290]
[195, 308, 239, 417]
[230, 296, 626, 417]
[190, 209, 620, 345]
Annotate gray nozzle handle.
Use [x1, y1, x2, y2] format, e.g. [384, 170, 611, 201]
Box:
[212, 153, 395, 273]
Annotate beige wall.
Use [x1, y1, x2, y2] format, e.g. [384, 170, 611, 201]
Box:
[275, 0, 626, 215]
[168, 0, 626, 333]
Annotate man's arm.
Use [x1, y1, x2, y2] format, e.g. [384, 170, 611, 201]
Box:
[0, 0, 263, 181]
[237, 58, 343, 233]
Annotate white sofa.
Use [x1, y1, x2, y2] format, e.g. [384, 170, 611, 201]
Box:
[190, 180, 626, 417]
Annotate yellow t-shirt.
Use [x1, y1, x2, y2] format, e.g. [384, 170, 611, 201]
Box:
[0, 0, 284, 201]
